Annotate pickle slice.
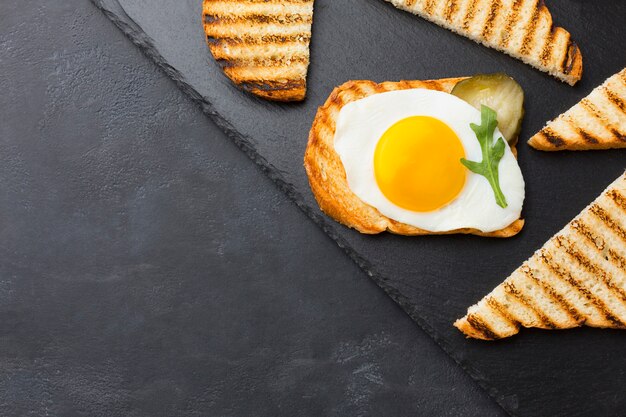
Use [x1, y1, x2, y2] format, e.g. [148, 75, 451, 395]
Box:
[451, 73, 524, 144]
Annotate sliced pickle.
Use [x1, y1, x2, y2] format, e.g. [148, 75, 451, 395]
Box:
[451, 73, 524, 144]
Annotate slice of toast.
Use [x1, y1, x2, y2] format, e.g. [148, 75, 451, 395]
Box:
[455, 172, 626, 340]
[528, 67, 626, 151]
[384, 0, 583, 85]
[202, 0, 314, 102]
[304, 78, 525, 237]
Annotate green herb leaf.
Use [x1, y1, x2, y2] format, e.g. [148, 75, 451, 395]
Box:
[460, 105, 508, 208]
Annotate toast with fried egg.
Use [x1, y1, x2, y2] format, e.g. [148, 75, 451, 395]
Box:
[528, 67, 626, 151]
[202, 0, 314, 101]
[304, 78, 525, 237]
[383, 0, 583, 86]
[455, 172, 626, 340]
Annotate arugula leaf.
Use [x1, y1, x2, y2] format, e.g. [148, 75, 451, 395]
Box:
[460, 105, 508, 208]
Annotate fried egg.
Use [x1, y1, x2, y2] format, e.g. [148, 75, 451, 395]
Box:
[333, 88, 525, 233]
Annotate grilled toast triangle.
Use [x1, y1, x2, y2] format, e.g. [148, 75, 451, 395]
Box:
[529, 67, 626, 151]
[202, 0, 314, 102]
[384, 0, 583, 85]
[455, 172, 626, 340]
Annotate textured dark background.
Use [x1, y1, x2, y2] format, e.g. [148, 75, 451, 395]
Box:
[89, 0, 626, 416]
[0, 1, 504, 416]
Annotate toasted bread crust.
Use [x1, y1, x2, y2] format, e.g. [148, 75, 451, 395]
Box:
[304, 78, 525, 237]
[455, 172, 626, 340]
[202, 0, 313, 102]
[384, 0, 583, 86]
[529, 67, 626, 151]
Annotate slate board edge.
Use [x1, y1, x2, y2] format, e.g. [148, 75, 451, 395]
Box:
[90, 1, 516, 414]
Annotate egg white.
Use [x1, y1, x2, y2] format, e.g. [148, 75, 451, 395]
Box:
[333, 88, 525, 233]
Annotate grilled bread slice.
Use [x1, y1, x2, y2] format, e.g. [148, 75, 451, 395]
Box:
[384, 0, 583, 85]
[202, 0, 314, 101]
[304, 78, 525, 237]
[529, 67, 626, 151]
[455, 172, 626, 340]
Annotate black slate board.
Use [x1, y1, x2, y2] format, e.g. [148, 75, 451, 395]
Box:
[91, 0, 626, 415]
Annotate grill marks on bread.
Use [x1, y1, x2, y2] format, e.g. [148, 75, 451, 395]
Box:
[529, 68, 626, 150]
[384, 0, 582, 85]
[455, 173, 626, 339]
[202, 0, 314, 101]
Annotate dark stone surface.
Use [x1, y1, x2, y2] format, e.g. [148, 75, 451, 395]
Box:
[89, 0, 626, 416]
[0, 1, 503, 416]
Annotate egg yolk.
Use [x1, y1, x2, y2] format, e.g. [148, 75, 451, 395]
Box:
[374, 116, 466, 212]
